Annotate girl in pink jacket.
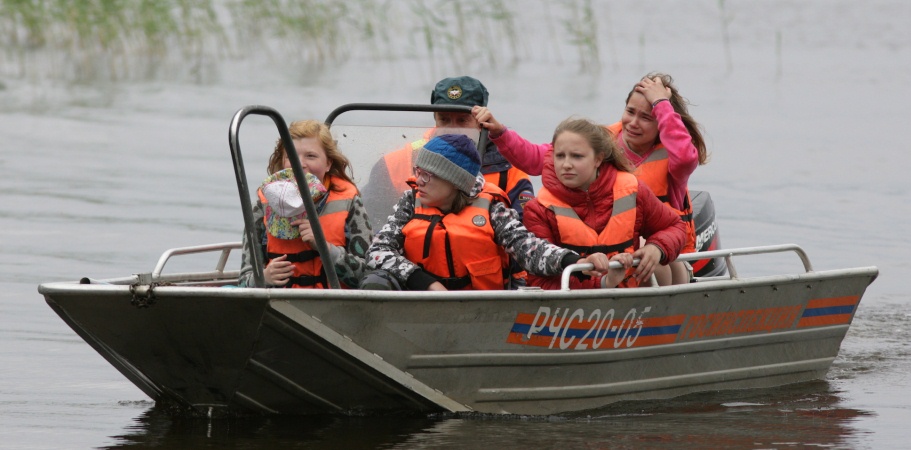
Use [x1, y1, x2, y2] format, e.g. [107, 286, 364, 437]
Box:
[473, 73, 708, 285]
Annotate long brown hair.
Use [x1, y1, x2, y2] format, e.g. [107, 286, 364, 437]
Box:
[266, 120, 355, 192]
[552, 117, 634, 173]
[449, 191, 472, 214]
[626, 72, 709, 165]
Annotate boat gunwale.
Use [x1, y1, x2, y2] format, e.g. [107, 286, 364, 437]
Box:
[38, 265, 879, 302]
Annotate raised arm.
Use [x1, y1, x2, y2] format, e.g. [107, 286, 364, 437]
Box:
[473, 106, 550, 176]
[652, 102, 698, 188]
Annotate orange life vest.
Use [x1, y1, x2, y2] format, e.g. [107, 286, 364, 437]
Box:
[483, 168, 531, 285]
[384, 137, 427, 195]
[402, 183, 510, 290]
[536, 171, 640, 288]
[606, 122, 696, 253]
[483, 166, 530, 194]
[259, 176, 357, 289]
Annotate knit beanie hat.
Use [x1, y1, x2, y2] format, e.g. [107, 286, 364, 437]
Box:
[431, 76, 489, 107]
[414, 134, 480, 194]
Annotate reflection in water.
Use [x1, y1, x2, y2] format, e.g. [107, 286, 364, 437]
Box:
[106, 405, 439, 449]
[569, 383, 872, 449]
[105, 382, 870, 449]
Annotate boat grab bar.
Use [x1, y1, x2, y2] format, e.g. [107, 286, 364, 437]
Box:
[151, 242, 242, 281]
[676, 243, 813, 279]
[229, 105, 340, 289]
[559, 243, 813, 290]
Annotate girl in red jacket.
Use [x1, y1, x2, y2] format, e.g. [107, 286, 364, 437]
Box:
[523, 118, 687, 290]
[475, 73, 707, 285]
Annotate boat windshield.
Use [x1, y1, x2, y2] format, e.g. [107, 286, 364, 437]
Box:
[331, 125, 481, 230]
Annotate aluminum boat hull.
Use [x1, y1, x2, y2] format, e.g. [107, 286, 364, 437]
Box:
[40, 265, 876, 416]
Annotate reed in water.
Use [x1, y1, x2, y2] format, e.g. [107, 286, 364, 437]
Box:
[2, 0, 587, 84]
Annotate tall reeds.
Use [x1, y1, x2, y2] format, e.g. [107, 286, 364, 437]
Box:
[0, 0, 607, 84]
[717, 0, 733, 74]
[560, 0, 600, 72]
[0, 0, 225, 82]
[775, 29, 782, 80]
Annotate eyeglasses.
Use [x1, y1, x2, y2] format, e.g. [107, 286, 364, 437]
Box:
[413, 167, 435, 184]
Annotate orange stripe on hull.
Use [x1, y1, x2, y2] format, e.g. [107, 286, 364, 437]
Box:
[797, 313, 854, 327]
[806, 295, 860, 309]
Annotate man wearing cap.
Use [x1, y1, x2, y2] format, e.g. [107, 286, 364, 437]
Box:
[362, 76, 534, 225]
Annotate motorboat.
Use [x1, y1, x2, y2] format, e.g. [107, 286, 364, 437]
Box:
[38, 105, 876, 416]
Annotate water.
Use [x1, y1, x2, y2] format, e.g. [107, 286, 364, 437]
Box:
[2, 1, 910, 448]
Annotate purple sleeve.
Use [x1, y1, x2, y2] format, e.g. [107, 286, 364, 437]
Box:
[653, 101, 699, 209]
[490, 128, 551, 176]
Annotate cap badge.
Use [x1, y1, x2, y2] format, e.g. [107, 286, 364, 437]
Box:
[472, 215, 487, 227]
[447, 85, 463, 100]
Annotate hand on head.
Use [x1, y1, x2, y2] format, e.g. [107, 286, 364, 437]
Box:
[472, 106, 506, 136]
[635, 76, 672, 106]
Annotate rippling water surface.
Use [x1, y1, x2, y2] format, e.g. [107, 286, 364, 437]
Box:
[2, 1, 910, 448]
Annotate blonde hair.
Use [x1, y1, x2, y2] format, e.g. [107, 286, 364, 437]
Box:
[626, 72, 709, 165]
[266, 120, 355, 192]
[552, 117, 634, 172]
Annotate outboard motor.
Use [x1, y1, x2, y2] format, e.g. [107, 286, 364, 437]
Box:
[689, 190, 727, 277]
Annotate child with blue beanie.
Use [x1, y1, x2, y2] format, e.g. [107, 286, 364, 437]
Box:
[360, 134, 620, 291]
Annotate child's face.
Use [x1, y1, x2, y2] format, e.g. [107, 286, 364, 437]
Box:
[620, 92, 659, 154]
[284, 137, 331, 181]
[413, 166, 459, 211]
[553, 131, 602, 191]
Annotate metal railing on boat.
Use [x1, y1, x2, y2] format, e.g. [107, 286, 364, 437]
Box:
[150, 241, 242, 284]
[143, 242, 814, 290]
[561, 243, 813, 291]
